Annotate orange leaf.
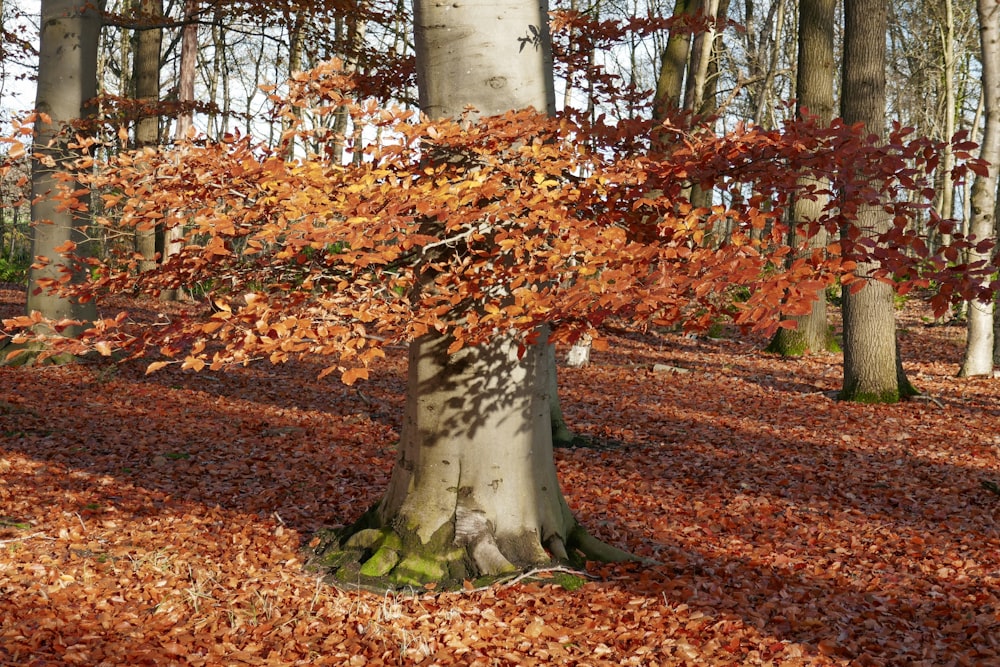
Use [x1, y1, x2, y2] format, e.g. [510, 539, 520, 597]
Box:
[7, 142, 25, 160]
[341, 367, 368, 385]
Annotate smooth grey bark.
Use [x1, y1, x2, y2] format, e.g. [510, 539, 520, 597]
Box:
[838, 0, 917, 402]
[750, 0, 787, 127]
[377, 333, 574, 575]
[683, 0, 721, 115]
[653, 0, 696, 122]
[328, 5, 368, 165]
[310, 0, 635, 588]
[413, 0, 555, 119]
[132, 0, 163, 274]
[959, 0, 1000, 377]
[26, 0, 104, 338]
[767, 0, 837, 357]
[159, 0, 196, 301]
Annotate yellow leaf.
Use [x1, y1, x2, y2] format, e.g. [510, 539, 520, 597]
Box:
[145, 361, 170, 374]
[94, 341, 113, 356]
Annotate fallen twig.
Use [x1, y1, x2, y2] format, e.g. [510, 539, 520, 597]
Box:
[0, 532, 51, 545]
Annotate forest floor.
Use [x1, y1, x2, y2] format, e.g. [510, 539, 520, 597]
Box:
[1, 284, 999, 666]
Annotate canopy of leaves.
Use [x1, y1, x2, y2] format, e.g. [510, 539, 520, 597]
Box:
[1, 59, 991, 379]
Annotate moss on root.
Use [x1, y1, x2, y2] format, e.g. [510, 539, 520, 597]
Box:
[0, 341, 81, 367]
[305, 504, 649, 593]
[838, 386, 917, 404]
[305, 506, 474, 591]
[766, 326, 840, 357]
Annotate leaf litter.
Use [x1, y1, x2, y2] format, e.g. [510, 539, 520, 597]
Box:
[1, 285, 998, 666]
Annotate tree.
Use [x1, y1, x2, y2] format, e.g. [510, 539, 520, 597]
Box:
[838, 0, 919, 403]
[158, 0, 197, 301]
[22, 0, 104, 344]
[10, 0, 985, 592]
[131, 0, 164, 275]
[766, 0, 838, 357]
[959, 0, 1000, 377]
[307, 0, 639, 587]
[653, 0, 697, 121]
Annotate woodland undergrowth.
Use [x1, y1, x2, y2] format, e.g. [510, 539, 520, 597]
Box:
[1, 284, 998, 666]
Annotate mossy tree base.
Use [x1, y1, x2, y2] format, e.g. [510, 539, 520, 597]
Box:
[766, 326, 840, 357]
[305, 333, 642, 593]
[305, 504, 637, 592]
[0, 340, 83, 367]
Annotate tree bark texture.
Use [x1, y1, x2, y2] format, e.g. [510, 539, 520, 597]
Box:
[654, 0, 696, 121]
[308, 0, 634, 589]
[838, 0, 917, 402]
[767, 0, 837, 357]
[159, 0, 197, 301]
[959, 0, 1000, 377]
[413, 0, 555, 119]
[375, 334, 577, 578]
[26, 0, 103, 337]
[132, 0, 163, 274]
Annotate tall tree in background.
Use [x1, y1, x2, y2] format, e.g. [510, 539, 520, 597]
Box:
[159, 0, 197, 301]
[24, 0, 104, 341]
[959, 0, 1000, 377]
[766, 0, 837, 356]
[311, 0, 635, 587]
[838, 0, 918, 402]
[132, 0, 163, 274]
[683, 0, 721, 115]
[653, 0, 697, 122]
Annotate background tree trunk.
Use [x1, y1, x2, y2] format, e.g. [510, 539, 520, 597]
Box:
[25, 0, 103, 339]
[132, 0, 163, 275]
[654, 0, 696, 122]
[160, 0, 196, 301]
[838, 0, 917, 402]
[766, 0, 837, 357]
[959, 0, 1000, 377]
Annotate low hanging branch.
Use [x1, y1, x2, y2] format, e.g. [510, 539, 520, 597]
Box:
[1, 60, 991, 378]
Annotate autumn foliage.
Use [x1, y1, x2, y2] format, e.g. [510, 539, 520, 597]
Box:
[1, 58, 991, 377]
[2, 285, 999, 665]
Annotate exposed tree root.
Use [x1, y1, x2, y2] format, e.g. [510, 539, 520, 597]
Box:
[0, 340, 81, 367]
[305, 507, 649, 592]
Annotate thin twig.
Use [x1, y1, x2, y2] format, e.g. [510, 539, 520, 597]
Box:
[460, 565, 596, 595]
[0, 532, 50, 545]
[910, 394, 945, 408]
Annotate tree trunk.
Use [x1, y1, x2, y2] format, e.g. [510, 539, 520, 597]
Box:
[751, 0, 786, 127]
[767, 0, 837, 357]
[683, 0, 721, 116]
[132, 0, 163, 275]
[654, 0, 696, 122]
[308, 0, 636, 589]
[25, 0, 103, 339]
[959, 0, 999, 377]
[328, 6, 368, 165]
[838, 0, 917, 402]
[160, 0, 196, 301]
